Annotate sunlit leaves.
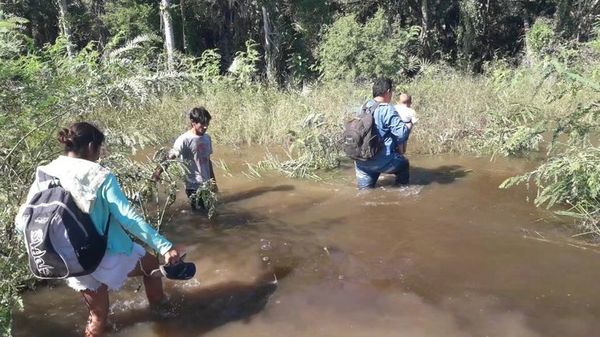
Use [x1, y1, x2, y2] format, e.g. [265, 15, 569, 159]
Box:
[318, 9, 420, 81]
[100, 149, 187, 232]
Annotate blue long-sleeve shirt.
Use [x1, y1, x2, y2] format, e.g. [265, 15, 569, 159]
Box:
[91, 173, 173, 256]
[356, 100, 411, 171]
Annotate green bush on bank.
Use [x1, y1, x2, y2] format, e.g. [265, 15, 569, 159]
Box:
[318, 9, 420, 82]
[489, 26, 600, 237]
[527, 18, 556, 56]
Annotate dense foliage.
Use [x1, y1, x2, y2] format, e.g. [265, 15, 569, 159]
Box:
[318, 10, 420, 81]
[0, 12, 196, 334]
[3, 0, 600, 80]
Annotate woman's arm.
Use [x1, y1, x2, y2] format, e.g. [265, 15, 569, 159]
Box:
[102, 174, 175, 257]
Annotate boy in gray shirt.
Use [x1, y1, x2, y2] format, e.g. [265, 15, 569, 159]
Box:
[154, 106, 217, 210]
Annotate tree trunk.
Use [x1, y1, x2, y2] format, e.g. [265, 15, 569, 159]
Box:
[556, 0, 572, 36]
[161, 0, 176, 70]
[219, 2, 233, 71]
[262, 6, 276, 84]
[180, 0, 190, 54]
[420, 0, 430, 55]
[91, 0, 108, 47]
[522, 17, 533, 67]
[55, 0, 74, 56]
[28, 0, 41, 46]
[575, 0, 600, 41]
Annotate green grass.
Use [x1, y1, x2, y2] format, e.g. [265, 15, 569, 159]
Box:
[101, 65, 594, 160]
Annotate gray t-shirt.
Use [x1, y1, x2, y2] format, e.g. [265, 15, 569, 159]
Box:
[171, 132, 213, 189]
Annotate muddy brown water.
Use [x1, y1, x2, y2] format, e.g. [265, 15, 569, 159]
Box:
[13, 147, 600, 337]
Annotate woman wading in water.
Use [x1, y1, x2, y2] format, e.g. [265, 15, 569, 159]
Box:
[16, 122, 183, 337]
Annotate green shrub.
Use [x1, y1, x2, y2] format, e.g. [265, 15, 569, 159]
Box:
[501, 146, 600, 210]
[590, 20, 600, 52]
[227, 40, 260, 85]
[318, 9, 420, 81]
[497, 61, 600, 237]
[526, 18, 555, 55]
[102, 0, 157, 43]
[266, 112, 343, 179]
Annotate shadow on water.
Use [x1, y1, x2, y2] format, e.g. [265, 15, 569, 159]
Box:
[166, 185, 296, 234]
[14, 314, 82, 337]
[15, 280, 280, 337]
[220, 185, 295, 204]
[167, 185, 332, 248]
[341, 159, 470, 187]
[111, 268, 290, 337]
[367, 164, 470, 189]
[409, 165, 470, 186]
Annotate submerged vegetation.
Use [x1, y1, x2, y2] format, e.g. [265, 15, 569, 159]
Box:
[1, 1, 600, 335]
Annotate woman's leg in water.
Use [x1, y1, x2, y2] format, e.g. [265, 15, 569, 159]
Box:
[80, 253, 164, 336]
[128, 252, 164, 304]
[81, 285, 109, 337]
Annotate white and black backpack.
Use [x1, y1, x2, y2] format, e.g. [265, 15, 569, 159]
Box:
[21, 170, 109, 279]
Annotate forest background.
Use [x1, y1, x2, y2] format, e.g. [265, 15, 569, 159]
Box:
[1, 0, 600, 335]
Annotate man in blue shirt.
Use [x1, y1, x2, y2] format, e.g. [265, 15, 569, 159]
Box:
[355, 78, 413, 189]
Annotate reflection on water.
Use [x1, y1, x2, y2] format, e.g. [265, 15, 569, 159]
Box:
[13, 149, 600, 337]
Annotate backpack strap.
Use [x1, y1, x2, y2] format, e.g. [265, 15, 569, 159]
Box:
[37, 168, 110, 237]
[37, 169, 53, 182]
[37, 169, 61, 188]
[361, 99, 380, 114]
[361, 100, 381, 125]
[371, 101, 381, 120]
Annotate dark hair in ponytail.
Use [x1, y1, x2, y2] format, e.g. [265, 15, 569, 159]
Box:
[57, 122, 105, 155]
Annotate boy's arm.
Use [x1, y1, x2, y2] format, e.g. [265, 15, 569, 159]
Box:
[151, 152, 177, 182]
[152, 137, 184, 181]
[209, 159, 218, 192]
[207, 135, 217, 190]
[209, 160, 216, 182]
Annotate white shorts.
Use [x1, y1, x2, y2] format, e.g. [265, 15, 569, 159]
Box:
[66, 243, 146, 292]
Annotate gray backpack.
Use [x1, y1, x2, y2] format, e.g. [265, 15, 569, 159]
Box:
[342, 100, 381, 161]
[22, 170, 109, 279]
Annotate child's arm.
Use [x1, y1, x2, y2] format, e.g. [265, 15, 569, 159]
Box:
[209, 160, 216, 181]
[207, 135, 217, 191]
[152, 138, 183, 181]
[151, 152, 177, 182]
[209, 159, 218, 192]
